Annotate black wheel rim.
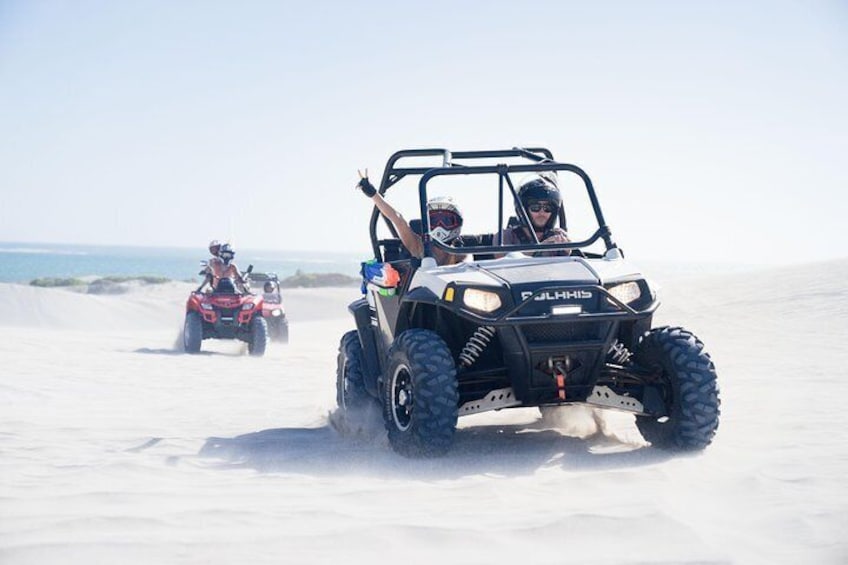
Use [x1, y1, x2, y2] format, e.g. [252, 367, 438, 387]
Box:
[391, 365, 413, 431]
[642, 359, 674, 424]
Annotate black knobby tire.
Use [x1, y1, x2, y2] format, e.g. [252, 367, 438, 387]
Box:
[248, 315, 268, 357]
[277, 320, 289, 344]
[267, 317, 289, 343]
[336, 330, 368, 410]
[382, 329, 459, 457]
[184, 311, 203, 353]
[633, 326, 720, 450]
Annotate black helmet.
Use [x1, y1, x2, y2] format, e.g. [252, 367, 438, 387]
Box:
[219, 243, 235, 262]
[517, 174, 561, 230]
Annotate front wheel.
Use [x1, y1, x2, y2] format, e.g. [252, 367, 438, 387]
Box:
[336, 331, 368, 410]
[382, 329, 459, 457]
[275, 318, 289, 344]
[183, 311, 203, 353]
[247, 316, 268, 357]
[633, 326, 720, 450]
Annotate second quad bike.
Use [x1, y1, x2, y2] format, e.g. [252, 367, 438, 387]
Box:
[336, 147, 720, 457]
[250, 272, 290, 343]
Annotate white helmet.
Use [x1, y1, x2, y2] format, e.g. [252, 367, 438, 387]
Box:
[208, 239, 222, 256]
[427, 196, 463, 243]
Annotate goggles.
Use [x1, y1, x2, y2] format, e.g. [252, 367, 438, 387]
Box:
[528, 202, 555, 213]
[429, 209, 462, 230]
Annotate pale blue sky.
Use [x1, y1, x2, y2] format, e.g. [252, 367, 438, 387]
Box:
[1, 0, 845, 264]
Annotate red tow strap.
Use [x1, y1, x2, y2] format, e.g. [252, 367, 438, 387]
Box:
[554, 365, 566, 400]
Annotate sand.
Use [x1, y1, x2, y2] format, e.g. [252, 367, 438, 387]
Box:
[1, 261, 846, 564]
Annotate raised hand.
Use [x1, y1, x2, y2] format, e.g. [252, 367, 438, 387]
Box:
[356, 168, 377, 197]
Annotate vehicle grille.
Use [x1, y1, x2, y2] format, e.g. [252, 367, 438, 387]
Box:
[522, 322, 603, 344]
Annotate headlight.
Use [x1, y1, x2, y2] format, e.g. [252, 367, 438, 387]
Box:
[241, 302, 255, 310]
[463, 289, 502, 313]
[606, 281, 642, 305]
[271, 309, 282, 317]
[200, 303, 214, 310]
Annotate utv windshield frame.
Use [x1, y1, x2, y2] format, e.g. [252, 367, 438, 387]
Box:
[367, 147, 618, 261]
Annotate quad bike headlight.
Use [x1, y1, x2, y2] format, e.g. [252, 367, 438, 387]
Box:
[241, 302, 255, 310]
[606, 281, 642, 305]
[200, 303, 214, 311]
[271, 309, 283, 317]
[463, 288, 502, 313]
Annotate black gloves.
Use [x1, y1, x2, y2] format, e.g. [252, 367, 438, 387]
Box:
[356, 169, 377, 197]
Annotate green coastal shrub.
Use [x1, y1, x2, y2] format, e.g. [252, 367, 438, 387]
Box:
[279, 270, 358, 288]
[29, 275, 170, 290]
[98, 276, 170, 284]
[29, 277, 87, 287]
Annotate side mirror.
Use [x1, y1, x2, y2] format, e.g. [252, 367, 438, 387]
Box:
[246, 264, 254, 274]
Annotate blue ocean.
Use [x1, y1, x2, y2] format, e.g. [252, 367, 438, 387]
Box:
[0, 242, 364, 284]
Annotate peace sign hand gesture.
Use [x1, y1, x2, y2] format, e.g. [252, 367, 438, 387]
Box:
[355, 168, 377, 197]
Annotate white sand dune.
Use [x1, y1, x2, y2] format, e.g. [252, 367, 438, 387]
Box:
[1, 261, 846, 564]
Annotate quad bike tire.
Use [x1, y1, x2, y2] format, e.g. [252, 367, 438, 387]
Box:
[247, 316, 268, 357]
[382, 329, 459, 457]
[183, 311, 203, 353]
[269, 318, 289, 344]
[633, 326, 720, 450]
[336, 330, 368, 411]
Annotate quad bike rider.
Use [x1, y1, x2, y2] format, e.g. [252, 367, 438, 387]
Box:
[184, 243, 268, 356]
[337, 147, 720, 457]
[202, 242, 248, 293]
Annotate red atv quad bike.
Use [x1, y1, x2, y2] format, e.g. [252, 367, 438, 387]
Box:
[183, 267, 269, 357]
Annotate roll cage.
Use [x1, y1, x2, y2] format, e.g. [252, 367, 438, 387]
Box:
[367, 147, 619, 262]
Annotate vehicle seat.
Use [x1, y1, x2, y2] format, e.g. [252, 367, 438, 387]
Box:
[381, 239, 408, 262]
[380, 219, 426, 262]
[409, 218, 424, 236]
[459, 233, 495, 260]
[214, 278, 237, 294]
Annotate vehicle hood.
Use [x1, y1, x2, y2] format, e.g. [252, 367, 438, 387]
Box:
[473, 257, 600, 286]
[409, 255, 645, 298]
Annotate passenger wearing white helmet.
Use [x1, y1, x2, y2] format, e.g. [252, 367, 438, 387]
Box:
[208, 240, 223, 258]
[355, 171, 467, 266]
[206, 239, 225, 275]
[202, 241, 247, 292]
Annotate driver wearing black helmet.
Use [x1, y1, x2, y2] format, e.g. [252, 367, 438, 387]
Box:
[499, 172, 571, 257]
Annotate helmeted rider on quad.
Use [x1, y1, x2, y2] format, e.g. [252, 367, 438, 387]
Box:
[204, 241, 248, 292]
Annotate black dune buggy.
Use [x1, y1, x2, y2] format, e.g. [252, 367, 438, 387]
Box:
[336, 147, 720, 457]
